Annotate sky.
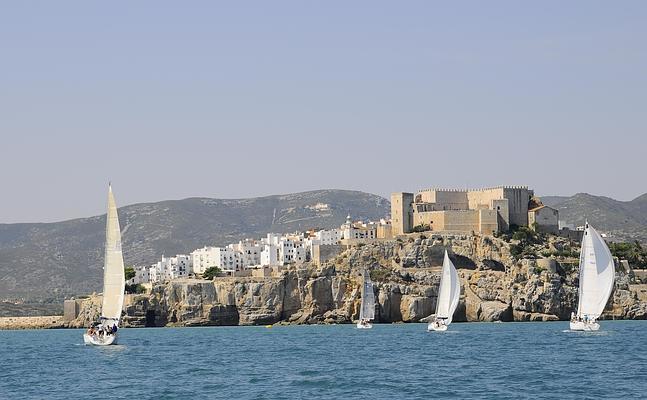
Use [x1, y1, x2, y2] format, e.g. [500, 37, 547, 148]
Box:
[1, 1, 646, 223]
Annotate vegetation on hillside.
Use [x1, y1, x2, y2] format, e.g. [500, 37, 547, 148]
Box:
[124, 266, 136, 281]
[609, 241, 647, 269]
[125, 283, 146, 294]
[505, 226, 545, 258]
[369, 266, 391, 282]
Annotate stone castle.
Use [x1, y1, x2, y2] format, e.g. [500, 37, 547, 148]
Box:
[391, 185, 559, 235]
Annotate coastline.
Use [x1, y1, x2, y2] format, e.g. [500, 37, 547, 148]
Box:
[0, 316, 65, 330]
[2, 317, 645, 331]
[6, 234, 647, 330]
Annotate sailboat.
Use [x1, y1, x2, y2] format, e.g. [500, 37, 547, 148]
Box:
[83, 184, 126, 345]
[428, 250, 461, 332]
[356, 269, 375, 329]
[570, 223, 615, 331]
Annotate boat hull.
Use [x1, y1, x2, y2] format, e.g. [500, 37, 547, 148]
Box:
[427, 323, 448, 332]
[83, 333, 118, 346]
[570, 320, 600, 331]
[356, 322, 373, 329]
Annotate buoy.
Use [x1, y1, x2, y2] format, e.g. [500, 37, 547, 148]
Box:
[265, 325, 273, 328]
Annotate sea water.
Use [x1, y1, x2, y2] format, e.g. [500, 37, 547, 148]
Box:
[1, 321, 645, 399]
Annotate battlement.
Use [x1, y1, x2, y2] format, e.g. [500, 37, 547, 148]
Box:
[418, 185, 529, 193]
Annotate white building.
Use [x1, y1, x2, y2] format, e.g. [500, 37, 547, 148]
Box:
[341, 215, 377, 240]
[228, 239, 263, 267]
[214, 247, 243, 272]
[128, 265, 151, 285]
[149, 263, 161, 283]
[279, 237, 306, 263]
[191, 246, 219, 274]
[259, 233, 306, 266]
[261, 243, 281, 266]
[147, 255, 192, 282]
[191, 246, 246, 273]
[169, 255, 192, 279]
[314, 229, 342, 245]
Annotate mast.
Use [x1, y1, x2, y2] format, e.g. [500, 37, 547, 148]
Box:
[101, 184, 126, 322]
[576, 222, 588, 317]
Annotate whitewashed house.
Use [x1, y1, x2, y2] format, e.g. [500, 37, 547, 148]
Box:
[228, 239, 263, 267]
[191, 246, 219, 274]
[128, 265, 151, 285]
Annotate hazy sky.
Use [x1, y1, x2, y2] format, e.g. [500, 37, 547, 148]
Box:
[1, 1, 646, 223]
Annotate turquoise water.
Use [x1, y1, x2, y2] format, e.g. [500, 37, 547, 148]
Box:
[1, 321, 645, 399]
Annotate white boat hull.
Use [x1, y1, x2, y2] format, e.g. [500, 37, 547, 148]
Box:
[356, 322, 373, 329]
[83, 333, 118, 346]
[570, 320, 600, 331]
[428, 323, 448, 332]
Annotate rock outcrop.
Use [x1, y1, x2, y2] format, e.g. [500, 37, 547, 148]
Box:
[67, 234, 647, 328]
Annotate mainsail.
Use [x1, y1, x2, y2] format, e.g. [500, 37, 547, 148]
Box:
[435, 250, 461, 324]
[359, 270, 375, 321]
[576, 224, 615, 319]
[101, 185, 125, 322]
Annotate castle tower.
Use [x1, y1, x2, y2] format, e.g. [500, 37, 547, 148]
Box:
[391, 192, 413, 235]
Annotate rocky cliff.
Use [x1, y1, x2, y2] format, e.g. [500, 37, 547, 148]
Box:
[68, 234, 647, 328]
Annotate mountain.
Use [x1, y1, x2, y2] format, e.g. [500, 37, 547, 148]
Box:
[0, 190, 389, 302]
[542, 193, 647, 243]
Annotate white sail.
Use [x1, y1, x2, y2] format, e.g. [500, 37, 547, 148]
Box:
[576, 224, 615, 319]
[359, 270, 375, 321]
[435, 250, 461, 325]
[101, 185, 125, 322]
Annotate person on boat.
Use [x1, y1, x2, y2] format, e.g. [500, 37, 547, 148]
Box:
[112, 324, 118, 334]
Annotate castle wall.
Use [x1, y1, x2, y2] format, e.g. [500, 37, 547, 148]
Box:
[467, 187, 505, 210]
[418, 210, 480, 232]
[417, 189, 468, 210]
[478, 209, 498, 235]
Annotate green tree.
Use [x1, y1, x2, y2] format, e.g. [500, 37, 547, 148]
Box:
[124, 266, 136, 281]
[203, 266, 222, 280]
[125, 283, 146, 294]
[608, 241, 647, 269]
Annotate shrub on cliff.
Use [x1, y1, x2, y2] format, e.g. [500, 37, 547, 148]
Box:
[125, 283, 146, 294]
[370, 267, 391, 282]
[609, 241, 647, 269]
[412, 224, 430, 233]
[203, 267, 222, 280]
